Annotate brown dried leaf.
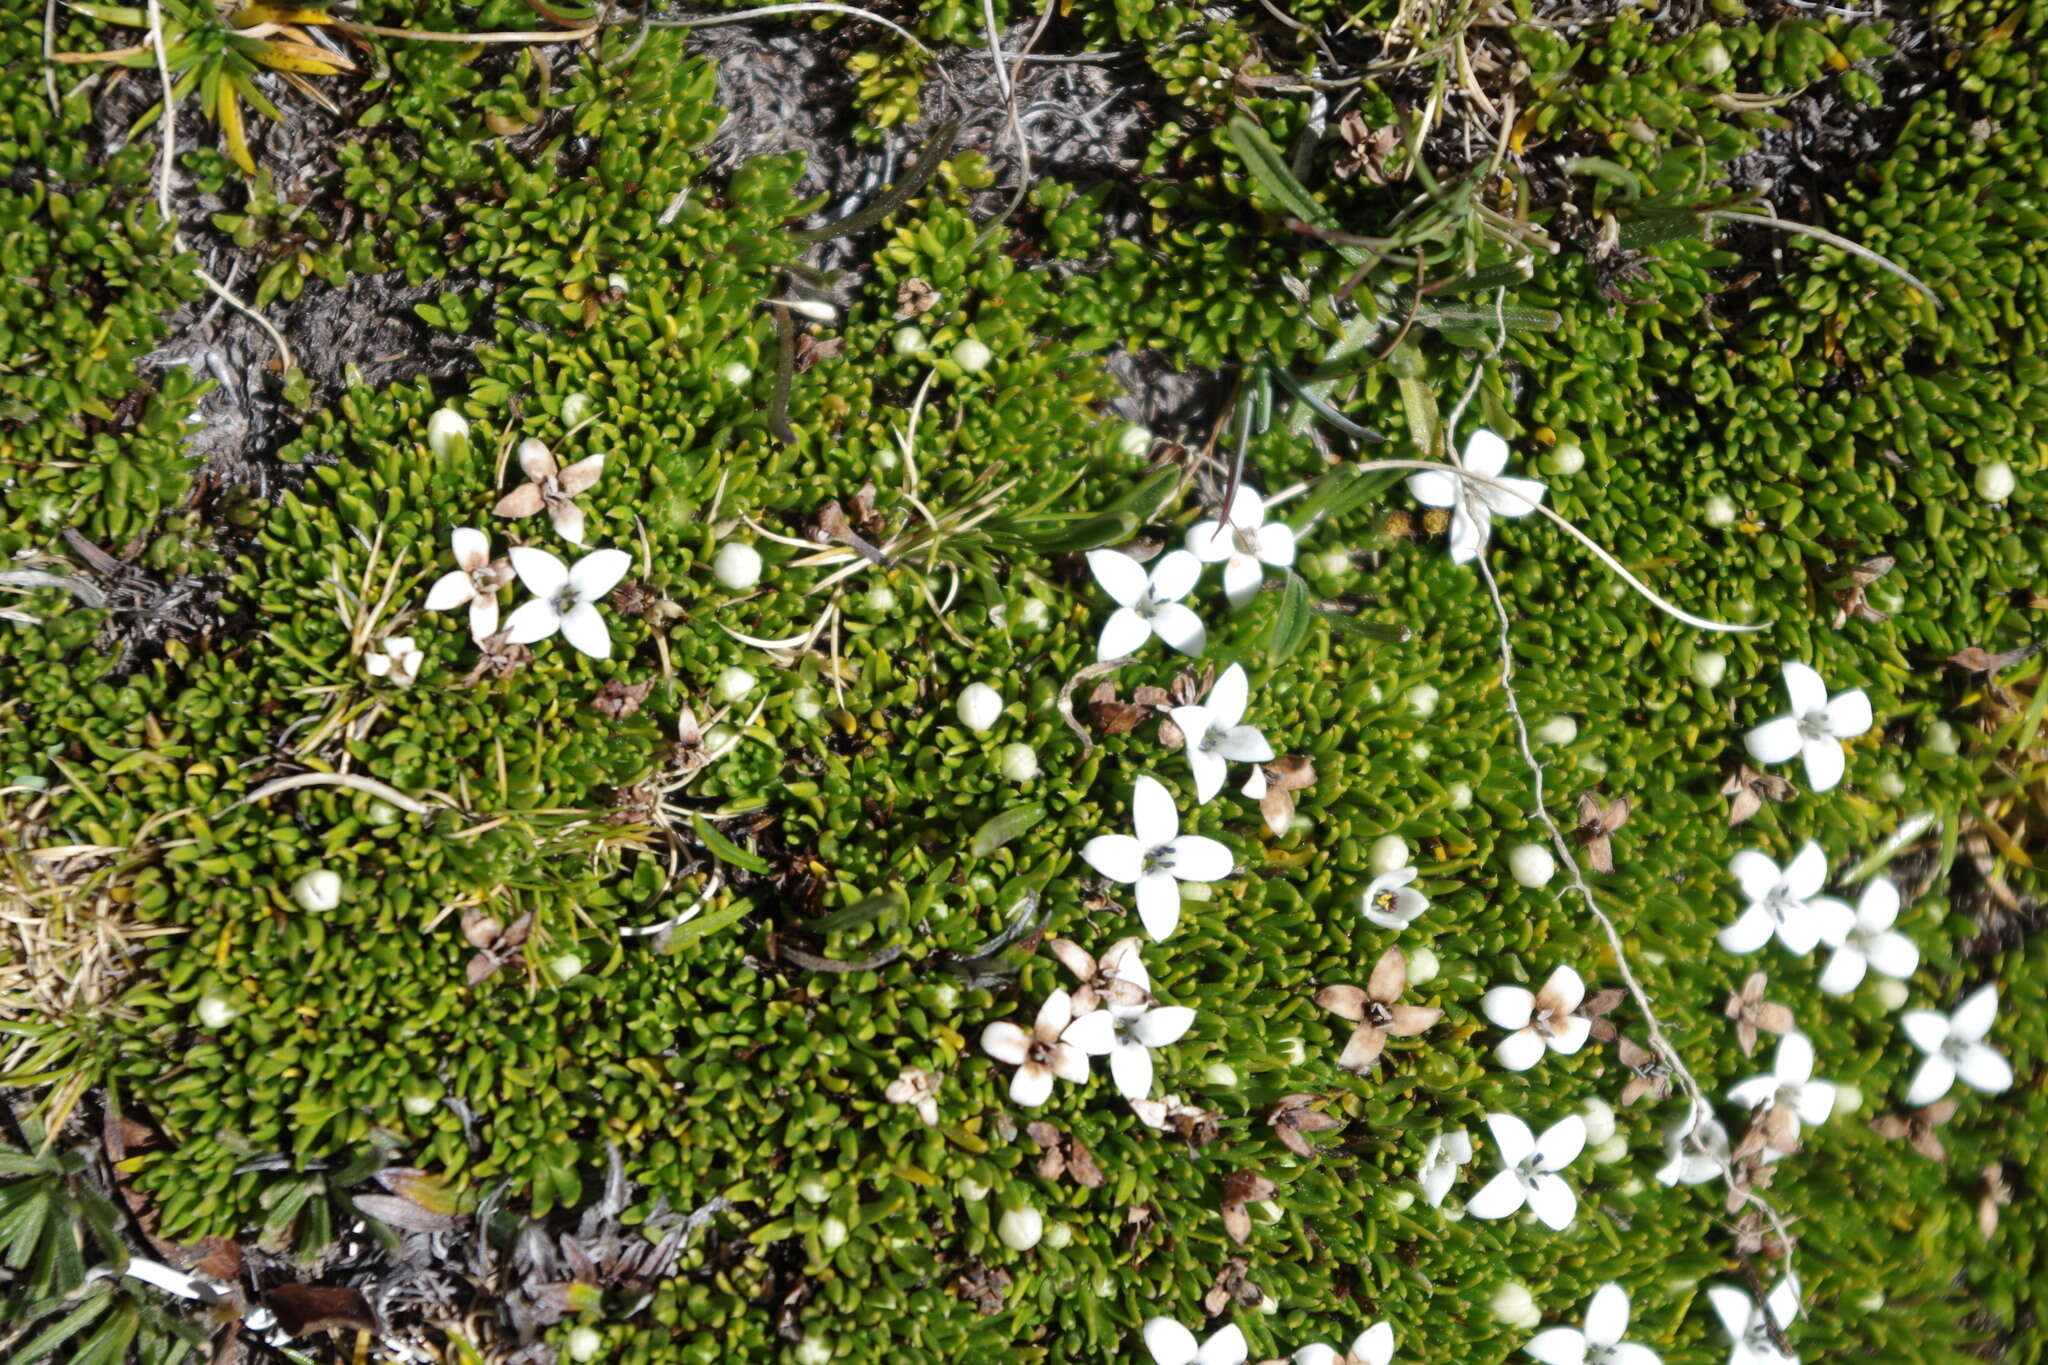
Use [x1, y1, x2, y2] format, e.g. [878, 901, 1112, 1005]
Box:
[1721, 766, 1797, 827]
[1946, 644, 2038, 674]
[268, 1284, 377, 1339]
[895, 276, 939, 319]
[591, 677, 656, 720]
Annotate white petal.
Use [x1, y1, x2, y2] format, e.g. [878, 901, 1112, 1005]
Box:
[1148, 601, 1208, 656]
[1098, 607, 1153, 661]
[1548, 1014, 1593, 1056]
[1794, 1080, 1836, 1126]
[1047, 1042, 1091, 1085]
[1222, 554, 1263, 608]
[1524, 1328, 1588, 1365]
[1352, 1322, 1394, 1365]
[1463, 428, 1510, 476]
[1446, 504, 1489, 562]
[1743, 717, 1803, 766]
[1133, 1005, 1196, 1048]
[1441, 1130, 1474, 1163]
[363, 651, 392, 677]
[1207, 664, 1249, 727]
[1009, 1063, 1054, 1108]
[1536, 1115, 1587, 1169]
[1706, 1287, 1757, 1341]
[550, 499, 587, 546]
[1781, 662, 1829, 717]
[468, 596, 500, 644]
[1799, 735, 1846, 794]
[1034, 988, 1076, 1040]
[1782, 842, 1829, 900]
[1609, 1345, 1662, 1365]
[123, 1258, 203, 1300]
[1730, 850, 1785, 904]
[1132, 774, 1180, 845]
[1198, 1324, 1249, 1365]
[1544, 964, 1587, 1013]
[1956, 1043, 2013, 1094]
[1109, 1041, 1154, 1099]
[1765, 1276, 1801, 1329]
[501, 598, 563, 645]
[557, 602, 612, 659]
[1223, 485, 1266, 530]
[1187, 746, 1229, 805]
[1865, 931, 1918, 980]
[1904, 1055, 1956, 1107]
[1773, 907, 1823, 956]
[1483, 476, 1548, 518]
[1148, 549, 1203, 602]
[1951, 984, 1999, 1043]
[1059, 1010, 1117, 1056]
[1185, 520, 1234, 563]
[1823, 687, 1872, 739]
[980, 1021, 1030, 1065]
[1293, 1347, 1340, 1365]
[568, 547, 632, 600]
[1167, 835, 1234, 883]
[1718, 904, 1776, 955]
[1482, 987, 1536, 1030]
[1464, 1169, 1526, 1220]
[1211, 725, 1275, 763]
[509, 545, 569, 597]
[1422, 1159, 1456, 1207]
[451, 526, 490, 571]
[1082, 834, 1144, 885]
[1584, 1283, 1631, 1347]
[1496, 1028, 1548, 1072]
[1816, 947, 1867, 997]
[517, 437, 558, 481]
[1407, 468, 1460, 508]
[1726, 1077, 1778, 1110]
[1525, 1174, 1577, 1230]
[1487, 1112, 1536, 1165]
[1857, 878, 1901, 930]
[1136, 872, 1182, 941]
[1773, 1032, 1816, 1086]
[1255, 520, 1297, 567]
[1900, 1010, 1951, 1054]
[1087, 549, 1149, 606]
[426, 570, 475, 611]
[1144, 1319, 1200, 1365]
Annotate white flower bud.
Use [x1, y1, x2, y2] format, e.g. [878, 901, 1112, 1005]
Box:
[892, 326, 927, 356]
[866, 585, 896, 613]
[930, 983, 960, 1012]
[1015, 598, 1050, 632]
[1925, 720, 1960, 756]
[998, 743, 1039, 782]
[798, 1177, 831, 1204]
[1117, 424, 1153, 459]
[1859, 1291, 1886, 1312]
[715, 667, 757, 703]
[1385, 1190, 1414, 1212]
[1508, 843, 1555, 888]
[1316, 550, 1352, 578]
[957, 683, 1004, 733]
[1490, 1282, 1541, 1328]
[1593, 1134, 1630, 1165]
[1974, 462, 2016, 502]
[1448, 782, 1474, 811]
[292, 869, 342, 913]
[791, 687, 823, 721]
[367, 801, 402, 826]
[1691, 650, 1728, 688]
[1697, 40, 1732, 76]
[1704, 493, 1738, 527]
[952, 338, 993, 373]
[703, 724, 737, 752]
[1258, 1290, 1280, 1315]
[1544, 441, 1585, 476]
[561, 393, 594, 428]
[713, 543, 763, 591]
[1405, 947, 1440, 984]
[1406, 684, 1439, 717]
[997, 1205, 1042, 1251]
[1536, 714, 1579, 745]
[958, 1177, 990, 1202]
[566, 1325, 602, 1363]
[819, 1217, 849, 1250]
[549, 954, 583, 983]
[607, 273, 629, 294]
[401, 1090, 440, 1117]
[1832, 1083, 1862, 1117]
[719, 361, 752, 385]
[1203, 1061, 1239, 1089]
[1369, 834, 1409, 876]
[196, 996, 236, 1029]
[794, 1335, 832, 1365]
[1873, 978, 1910, 1011]
[426, 408, 469, 460]
[1580, 1097, 1617, 1145]
[1280, 1037, 1307, 1066]
[1409, 741, 1431, 760]
[1040, 1220, 1073, 1250]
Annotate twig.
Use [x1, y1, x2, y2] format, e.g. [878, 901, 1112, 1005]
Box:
[1055, 656, 1135, 752]
[233, 771, 438, 815]
[1707, 208, 1942, 313]
[647, 3, 932, 54]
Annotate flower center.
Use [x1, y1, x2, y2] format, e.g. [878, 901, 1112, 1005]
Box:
[1231, 525, 1260, 557]
[552, 585, 584, 614]
[1144, 844, 1176, 874]
[1797, 711, 1830, 741]
[1371, 890, 1399, 915]
[1364, 1000, 1392, 1028]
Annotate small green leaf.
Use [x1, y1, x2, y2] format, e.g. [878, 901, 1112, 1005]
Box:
[970, 803, 1046, 858]
[1268, 571, 1313, 663]
[692, 815, 772, 874]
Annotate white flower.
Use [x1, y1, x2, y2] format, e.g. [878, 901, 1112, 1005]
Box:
[363, 635, 423, 686]
[1144, 1319, 1248, 1365]
[426, 407, 470, 460]
[1185, 486, 1297, 607]
[1087, 548, 1207, 660]
[1467, 1112, 1587, 1230]
[1406, 428, 1547, 563]
[1294, 1322, 1394, 1365]
[503, 546, 632, 659]
[1742, 662, 1872, 793]
[1718, 842, 1852, 956]
[1081, 774, 1234, 941]
[425, 528, 515, 643]
[1417, 1129, 1472, 1207]
[1706, 1276, 1800, 1365]
[494, 438, 607, 545]
[1361, 865, 1429, 930]
[1901, 985, 2012, 1105]
[1817, 878, 1919, 995]
[1047, 937, 1150, 1018]
[979, 988, 1091, 1107]
[1061, 995, 1196, 1100]
[1481, 965, 1592, 1071]
[291, 869, 342, 913]
[997, 1205, 1042, 1250]
[1654, 1107, 1728, 1187]
[1726, 1032, 1836, 1152]
[1170, 664, 1274, 803]
[1525, 1282, 1661, 1365]
[883, 1066, 940, 1126]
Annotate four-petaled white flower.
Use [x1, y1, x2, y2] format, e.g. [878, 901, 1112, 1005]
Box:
[1525, 1282, 1661, 1365]
[1087, 549, 1207, 661]
[1417, 1129, 1473, 1208]
[1406, 428, 1547, 563]
[1144, 1318, 1247, 1365]
[980, 988, 1090, 1107]
[1742, 662, 1872, 794]
[883, 1066, 940, 1126]
[364, 635, 423, 686]
[1467, 1112, 1587, 1230]
[1718, 842, 1851, 957]
[1081, 774, 1234, 941]
[425, 528, 515, 643]
[1654, 1107, 1729, 1187]
[503, 546, 632, 659]
[1170, 664, 1274, 804]
[1294, 1321, 1394, 1365]
[1706, 1277, 1800, 1365]
[1185, 486, 1297, 608]
[1817, 877, 1919, 996]
[1482, 965, 1593, 1071]
[494, 438, 607, 545]
[1360, 865, 1429, 930]
[1726, 1032, 1835, 1154]
[1901, 985, 2012, 1106]
[1061, 995, 1196, 1100]
[1047, 936, 1150, 1018]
